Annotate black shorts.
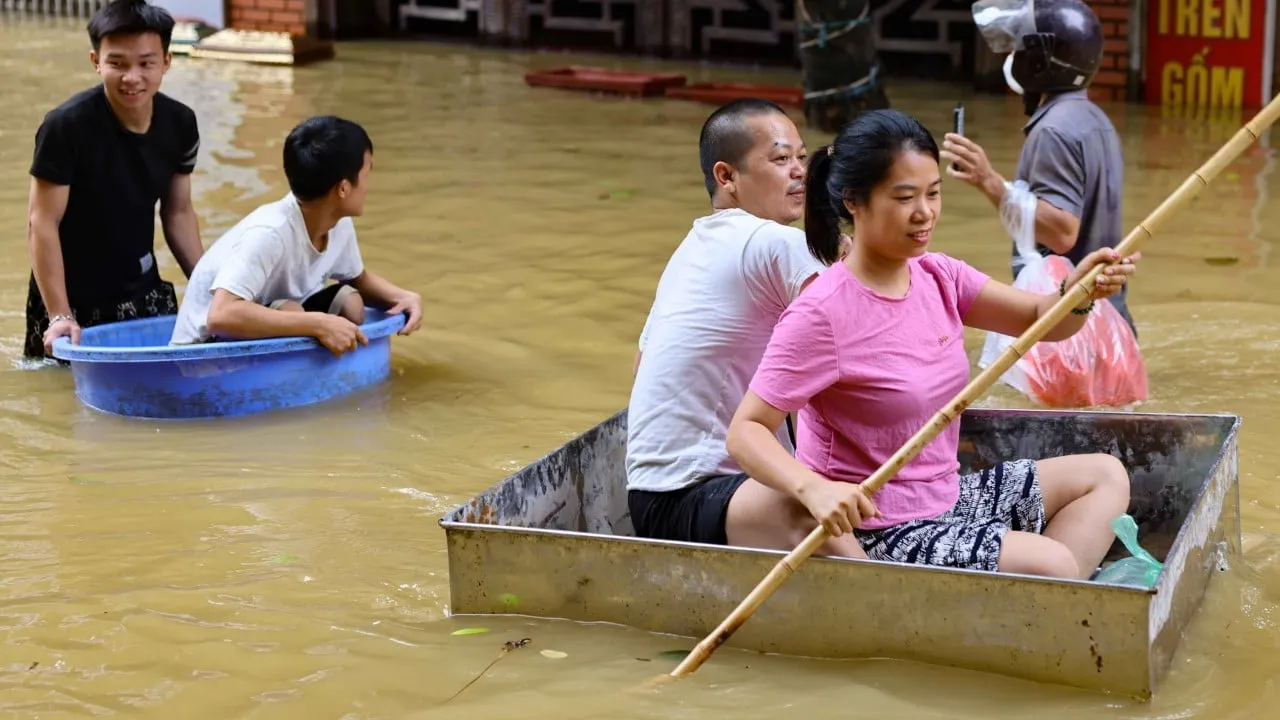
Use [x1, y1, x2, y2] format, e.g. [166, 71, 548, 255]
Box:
[269, 282, 358, 315]
[628, 473, 749, 545]
[24, 272, 177, 360]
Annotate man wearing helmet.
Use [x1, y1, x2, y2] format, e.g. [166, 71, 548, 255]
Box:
[941, 0, 1135, 335]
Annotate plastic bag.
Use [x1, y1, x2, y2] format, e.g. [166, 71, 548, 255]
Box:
[1093, 514, 1163, 588]
[978, 180, 1149, 408]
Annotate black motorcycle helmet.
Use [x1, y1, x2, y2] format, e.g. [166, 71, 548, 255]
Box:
[1009, 0, 1104, 96]
[974, 0, 1105, 114]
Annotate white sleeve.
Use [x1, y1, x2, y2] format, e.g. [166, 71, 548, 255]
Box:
[638, 305, 654, 350]
[740, 224, 824, 311]
[210, 228, 288, 302]
[330, 220, 365, 281]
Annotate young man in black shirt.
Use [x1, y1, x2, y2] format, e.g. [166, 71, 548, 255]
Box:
[25, 0, 204, 360]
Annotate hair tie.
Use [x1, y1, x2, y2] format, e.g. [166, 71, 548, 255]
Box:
[827, 146, 834, 157]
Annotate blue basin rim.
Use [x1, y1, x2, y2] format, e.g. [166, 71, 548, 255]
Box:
[51, 311, 407, 363]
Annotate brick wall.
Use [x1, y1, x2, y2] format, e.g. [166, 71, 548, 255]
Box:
[227, 0, 306, 36]
[1088, 0, 1132, 102]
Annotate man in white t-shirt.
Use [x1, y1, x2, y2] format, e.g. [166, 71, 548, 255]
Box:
[170, 116, 422, 352]
[626, 99, 866, 560]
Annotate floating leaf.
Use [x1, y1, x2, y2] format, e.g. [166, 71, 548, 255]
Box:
[1226, 171, 1241, 181]
[1204, 256, 1240, 266]
[450, 627, 491, 636]
[499, 593, 520, 608]
[270, 554, 298, 563]
[539, 649, 568, 659]
[658, 649, 691, 660]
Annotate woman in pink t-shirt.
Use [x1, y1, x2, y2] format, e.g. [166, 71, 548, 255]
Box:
[725, 109, 1139, 579]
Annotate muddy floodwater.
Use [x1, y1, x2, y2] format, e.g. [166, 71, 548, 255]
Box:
[0, 21, 1278, 719]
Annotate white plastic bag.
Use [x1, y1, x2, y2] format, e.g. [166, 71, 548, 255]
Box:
[978, 180, 1043, 397]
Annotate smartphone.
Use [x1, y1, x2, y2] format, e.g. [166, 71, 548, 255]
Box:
[951, 102, 965, 172]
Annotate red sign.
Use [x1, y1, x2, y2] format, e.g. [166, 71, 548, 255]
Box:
[1144, 0, 1276, 109]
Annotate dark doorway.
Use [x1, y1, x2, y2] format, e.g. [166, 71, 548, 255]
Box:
[313, 0, 395, 39]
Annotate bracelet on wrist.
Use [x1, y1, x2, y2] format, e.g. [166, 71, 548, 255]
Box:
[49, 313, 76, 325]
[1059, 278, 1095, 316]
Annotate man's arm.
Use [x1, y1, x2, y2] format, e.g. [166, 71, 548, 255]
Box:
[206, 289, 321, 340]
[973, 167, 1081, 256]
[201, 229, 337, 343]
[943, 132, 1083, 254]
[1033, 202, 1081, 255]
[159, 174, 203, 277]
[349, 270, 411, 307]
[28, 178, 71, 317]
[349, 270, 423, 334]
[206, 289, 368, 355]
[27, 112, 78, 340]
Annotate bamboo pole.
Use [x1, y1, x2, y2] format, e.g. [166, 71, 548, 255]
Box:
[652, 91, 1280, 685]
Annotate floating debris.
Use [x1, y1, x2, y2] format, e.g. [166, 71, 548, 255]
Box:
[1093, 514, 1164, 589]
[444, 637, 532, 704]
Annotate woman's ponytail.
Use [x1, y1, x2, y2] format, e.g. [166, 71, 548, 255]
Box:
[804, 146, 843, 265]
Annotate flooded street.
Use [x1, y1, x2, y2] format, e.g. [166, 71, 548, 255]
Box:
[1, 20, 1279, 719]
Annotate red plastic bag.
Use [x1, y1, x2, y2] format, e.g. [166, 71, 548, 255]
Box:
[979, 180, 1148, 408]
[1019, 255, 1149, 407]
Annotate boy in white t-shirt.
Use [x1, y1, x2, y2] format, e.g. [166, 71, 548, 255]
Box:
[170, 115, 422, 352]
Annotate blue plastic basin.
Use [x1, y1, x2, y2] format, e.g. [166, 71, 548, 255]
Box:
[51, 309, 407, 420]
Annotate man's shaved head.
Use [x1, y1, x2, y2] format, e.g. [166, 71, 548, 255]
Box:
[698, 98, 790, 199]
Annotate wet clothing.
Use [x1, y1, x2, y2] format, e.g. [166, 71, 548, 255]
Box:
[24, 84, 199, 359]
[1014, 89, 1134, 334]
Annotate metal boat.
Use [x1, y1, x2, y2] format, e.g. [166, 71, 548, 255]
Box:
[440, 407, 1241, 699]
